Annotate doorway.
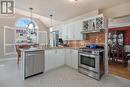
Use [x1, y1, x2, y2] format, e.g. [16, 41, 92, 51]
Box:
[108, 16, 130, 80]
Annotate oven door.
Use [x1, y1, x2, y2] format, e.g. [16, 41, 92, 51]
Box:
[78, 53, 99, 72]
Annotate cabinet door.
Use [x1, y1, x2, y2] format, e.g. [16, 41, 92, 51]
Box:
[61, 24, 68, 40]
[71, 50, 78, 69]
[45, 50, 55, 71]
[58, 25, 62, 38]
[33, 51, 44, 74]
[67, 23, 74, 40]
[25, 53, 34, 77]
[74, 20, 83, 40]
[55, 49, 65, 68]
[65, 49, 72, 66]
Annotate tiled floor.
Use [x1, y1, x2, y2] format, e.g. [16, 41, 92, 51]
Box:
[0, 60, 130, 87]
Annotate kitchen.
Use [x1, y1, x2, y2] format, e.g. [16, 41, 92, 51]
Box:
[0, 0, 130, 87]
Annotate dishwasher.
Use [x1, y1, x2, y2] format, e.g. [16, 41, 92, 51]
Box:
[21, 50, 44, 79]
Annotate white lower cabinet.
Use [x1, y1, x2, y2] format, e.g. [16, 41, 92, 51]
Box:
[45, 50, 56, 71]
[45, 49, 78, 72]
[65, 49, 72, 67]
[45, 49, 65, 72]
[71, 50, 78, 69]
[55, 49, 65, 68]
[65, 49, 78, 69]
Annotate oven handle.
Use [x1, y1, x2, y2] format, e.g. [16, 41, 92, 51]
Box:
[79, 53, 90, 56]
[79, 53, 99, 58]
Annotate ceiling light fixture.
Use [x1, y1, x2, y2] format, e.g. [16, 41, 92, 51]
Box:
[49, 14, 53, 32]
[70, 0, 78, 2]
[26, 7, 35, 30]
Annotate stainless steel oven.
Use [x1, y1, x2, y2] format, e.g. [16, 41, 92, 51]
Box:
[78, 53, 99, 72]
[78, 47, 105, 80]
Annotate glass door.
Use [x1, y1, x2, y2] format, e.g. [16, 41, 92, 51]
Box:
[80, 55, 95, 68]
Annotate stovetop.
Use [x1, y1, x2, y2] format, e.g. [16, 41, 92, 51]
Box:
[79, 46, 104, 53]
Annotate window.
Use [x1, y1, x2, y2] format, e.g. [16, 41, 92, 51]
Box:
[15, 18, 38, 44]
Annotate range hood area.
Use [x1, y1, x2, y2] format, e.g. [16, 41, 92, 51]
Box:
[81, 14, 106, 34]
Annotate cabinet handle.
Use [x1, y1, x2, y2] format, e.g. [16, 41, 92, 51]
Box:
[27, 54, 40, 56]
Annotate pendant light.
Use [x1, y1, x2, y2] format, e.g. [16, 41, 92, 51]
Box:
[49, 14, 53, 32]
[27, 7, 35, 30]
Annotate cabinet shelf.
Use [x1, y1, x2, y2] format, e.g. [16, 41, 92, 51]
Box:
[81, 29, 105, 34]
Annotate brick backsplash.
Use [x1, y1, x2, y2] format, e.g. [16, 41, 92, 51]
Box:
[67, 32, 105, 48]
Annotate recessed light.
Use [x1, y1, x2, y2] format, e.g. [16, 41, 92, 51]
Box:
[70, 0, 78, 2]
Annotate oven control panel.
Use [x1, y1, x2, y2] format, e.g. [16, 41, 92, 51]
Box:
[92, 51, 99, 55]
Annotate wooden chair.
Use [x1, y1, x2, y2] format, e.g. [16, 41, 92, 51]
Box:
[111, 45, 125, 66]
[124, 45, 130, 67]
[15, 45, 21, 64]
[15, 44, 39, 64]
[108, 44, 113, 62]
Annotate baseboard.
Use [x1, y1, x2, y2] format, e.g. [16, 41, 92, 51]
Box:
[0, 58, 16, 62]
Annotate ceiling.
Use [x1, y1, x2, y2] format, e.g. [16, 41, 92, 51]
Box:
[15, 0, 130, 21]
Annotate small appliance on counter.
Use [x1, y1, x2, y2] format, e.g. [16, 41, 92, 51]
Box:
[58, 38, 64, 46]
[78, 45, 105, 80]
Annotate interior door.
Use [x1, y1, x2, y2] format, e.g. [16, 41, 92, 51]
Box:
[4, 26, 16, 55]
[38, 31, 48, 45]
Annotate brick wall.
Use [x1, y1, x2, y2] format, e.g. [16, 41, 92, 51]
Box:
[67, 32, 105, 47]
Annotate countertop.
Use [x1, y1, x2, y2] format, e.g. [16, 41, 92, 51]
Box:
[20, 46, 80, 52]
[20, 48, 44, 52]
[43, 47, 80, 50]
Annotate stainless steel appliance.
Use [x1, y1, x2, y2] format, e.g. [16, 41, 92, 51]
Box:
[78, 46, 105, 80]
[21, 50, 44, 79]
[50, 31, 59, 47]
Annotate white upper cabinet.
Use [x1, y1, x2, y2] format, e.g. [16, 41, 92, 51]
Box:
[51, 14, 106, 40]
[60, 24, 68, 40]
[67, 22, 75, 40]
[73, 20, 83, 40]
[82, 14, 106, 33]
[59, 20, 83, 40]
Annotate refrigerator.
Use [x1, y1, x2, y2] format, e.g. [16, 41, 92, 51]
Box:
[50, 31, 59, 47]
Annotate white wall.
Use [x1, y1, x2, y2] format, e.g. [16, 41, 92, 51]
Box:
[102, 2, 130, 18]
[0, 14, 49, 59]
[64, 10, 99, 23]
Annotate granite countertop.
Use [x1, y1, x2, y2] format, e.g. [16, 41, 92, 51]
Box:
[20, 46, 80, 52]
[43, 47, 80, 50]
[21, 48, 44, 52]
